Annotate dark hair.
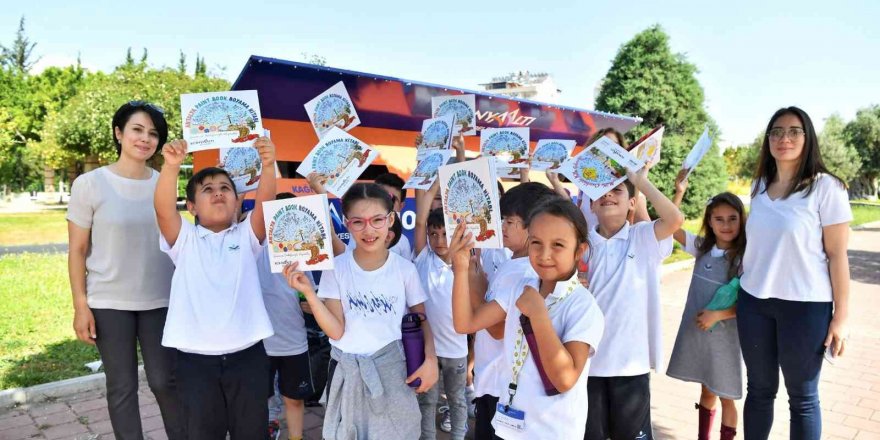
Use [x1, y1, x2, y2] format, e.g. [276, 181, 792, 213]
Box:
[696, 192, 747, 280]
[374, 172, 406, 201]
[497, 181, 505, 196]
[276, 192, 295, 200]
[527, 196, 592, 271]
[427, 207, 445, 230]
[341, 183, 394, 217]
[111, 102, 168, 157]
[752, 106, 845, 199]
[588, 127, 629, 150]
[500, 182, 558, 225]
[186, 167, 235, 202]
[387, 212, 402, 249]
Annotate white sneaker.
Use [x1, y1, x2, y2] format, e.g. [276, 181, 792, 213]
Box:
[438, 405, 452, 433]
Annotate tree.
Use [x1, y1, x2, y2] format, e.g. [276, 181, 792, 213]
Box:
[177, 51, 187, 74]
[0, 16, 40, 73]
[123, 47, 135, 67]
[595, 25, 727, 217]
[819, 114, 861, 186]
[844, 105, 880, 199]
[723, 140, 759, 179]
[194, 53, 207, 78]
[140, 48, 148, 66]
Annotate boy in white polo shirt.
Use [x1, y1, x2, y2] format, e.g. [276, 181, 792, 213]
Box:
[154, 137, 276, 439]
[584, 168, 684, 440]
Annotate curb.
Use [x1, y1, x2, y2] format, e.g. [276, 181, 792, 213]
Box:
[0, 366, 144, 407]
[853, 220, 880, 231]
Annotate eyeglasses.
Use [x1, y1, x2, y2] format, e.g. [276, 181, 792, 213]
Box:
[345, 212, 392, 231]
[767, 127, 805, 141]
[128, 100, 165, 115]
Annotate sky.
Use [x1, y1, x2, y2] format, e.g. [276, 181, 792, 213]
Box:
[3, 0, 878, 147]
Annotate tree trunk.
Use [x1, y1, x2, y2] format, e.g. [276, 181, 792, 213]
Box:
[43, 166, 56, 193]
[848, 175, 878, 200]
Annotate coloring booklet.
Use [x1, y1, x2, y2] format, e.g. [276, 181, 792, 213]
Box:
[682, 127, 712, 177]
[416, 114, 456, 160]
[557, 136, 645, 201]
[219, 129, 277, 194]
[480, 127, 530, 168]
[530, 139, 576, 171]
[404, 149, 454, 190]
[432, 94, 477, 136]
[304, 81, 361, 138]
[630, 125, 665, 166]
[295, 127, 377, 197]
[438, 157, 503, 248]
[496, 167, 523, 180]
[181, 90, 263, 152]
[263, 194, 334, 272]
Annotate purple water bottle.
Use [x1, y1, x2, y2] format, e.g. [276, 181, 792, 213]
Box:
[401, 313, 426, 388]
[520, 315, 560, 396]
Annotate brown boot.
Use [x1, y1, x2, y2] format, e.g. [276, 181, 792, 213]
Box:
[696, 403, 716, 440]
[720, 424, 737, 440]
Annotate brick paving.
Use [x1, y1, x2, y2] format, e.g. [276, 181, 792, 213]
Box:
[2, 226, 878, 440]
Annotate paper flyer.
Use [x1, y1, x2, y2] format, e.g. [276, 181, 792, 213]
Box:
[295, 127, 377, 197]
[557, 136, 645, 201]
[304, 81, 361, 138]
[682, 127, 712, 177]
[480, 127, 530, 168]
[404, 149, 454, 190]
[432, 94, 477, 136]
[496, 167, 522, 180]
[438, 157, 503, 248]
[530, 139, 576, 171]
[415, 114, 456, 160]
[181, 90, 263, 152]
[630, 125, 665, 166]
[263, 194, 334, 272]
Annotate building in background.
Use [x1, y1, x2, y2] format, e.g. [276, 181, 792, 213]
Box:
[480, 71, 561, 103]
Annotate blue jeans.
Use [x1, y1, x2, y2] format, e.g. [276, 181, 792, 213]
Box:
[737, 289, 832, 439]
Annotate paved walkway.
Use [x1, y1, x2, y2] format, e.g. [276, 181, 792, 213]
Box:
[2, 227, 879, 440]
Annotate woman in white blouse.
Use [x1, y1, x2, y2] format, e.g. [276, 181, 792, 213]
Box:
[738, 106, 851, 439]
[67, 102, 183, 439]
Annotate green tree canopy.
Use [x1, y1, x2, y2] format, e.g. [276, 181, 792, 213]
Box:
[844, 105, 880, 198]
[0, 17, 39, 73]
[819, 114, 861, 185]
[596, 25, 727, 217]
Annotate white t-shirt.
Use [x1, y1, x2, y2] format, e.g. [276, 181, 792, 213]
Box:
[492, 274, 605, 440]
[318, 251, 427, 355]
[258, 250, 311, 357]
[160, 215, 274, 355]
[578, 191, 600, 230]
[473, 256, 535, 398]
[586, 221, 672, 377]
[414, 248, 468, 359]
[66, 167, 174, 310]
[684, 231, 726, 258]
[346, 231, 412, 260]
[742, 174, 852, 302]
[481, 248, 513, 285]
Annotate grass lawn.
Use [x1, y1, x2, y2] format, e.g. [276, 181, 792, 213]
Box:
[852, 203, 880, 227]
[0, 252, 99, 390]
[0, 212, 68, 246]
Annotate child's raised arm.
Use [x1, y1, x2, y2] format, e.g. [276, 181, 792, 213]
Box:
[546, 171, 570, 200]
[452, 133, 466, 163]
[626, 167, 684, 241]
[413, 182, 439, 256]
[249, 136, 277, 243]
[516, 285, 591, 393]
[283, 262, 345, 340]
[305, 172, 347, 256]
[671, 168, 690, 246]
[449, 223, 506, 334]
[154, 140, 186, 247]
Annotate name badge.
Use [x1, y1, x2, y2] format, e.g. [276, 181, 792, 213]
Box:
[494, 403, 526, 432]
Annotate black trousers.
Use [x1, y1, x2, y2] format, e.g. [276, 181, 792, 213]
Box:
[473, 394, 502, 440]
[585, 374, 654, 440]
[92, 307, 184, 440]
[176, 341, 270, 440]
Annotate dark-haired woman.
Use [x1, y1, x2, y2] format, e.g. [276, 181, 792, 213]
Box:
[738, 107, 851, 439]
[67, 102, 184, 439]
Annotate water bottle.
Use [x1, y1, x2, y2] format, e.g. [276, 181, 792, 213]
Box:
[401, 313, 426, 388]
[519, 315, 560, 396]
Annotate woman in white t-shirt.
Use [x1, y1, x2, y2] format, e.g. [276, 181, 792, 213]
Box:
[739, 106, 852, 440]
[283, 183, 438, 439]
[67, 102, 183, 439]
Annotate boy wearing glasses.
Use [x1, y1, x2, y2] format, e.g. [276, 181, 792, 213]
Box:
[154, 138, 277, 439]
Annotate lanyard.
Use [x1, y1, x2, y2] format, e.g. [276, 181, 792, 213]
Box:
[507, 277, 579, 407]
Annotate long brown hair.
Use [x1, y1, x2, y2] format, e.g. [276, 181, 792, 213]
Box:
[696, 192, 746, 280]
[587, 127, 630, 150]
[751, 106, 845, 199]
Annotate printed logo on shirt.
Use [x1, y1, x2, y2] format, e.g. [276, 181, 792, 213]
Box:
[627, 252, 635, 259]
[346, 290, 398, 316]
[228, 244, 240, 251]
[636, 431, 648, 439]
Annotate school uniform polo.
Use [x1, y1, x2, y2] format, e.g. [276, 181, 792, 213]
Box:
[160, 215, 274, 355]
[586, 220, 672, 377]
[414, 248, 468, 359]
